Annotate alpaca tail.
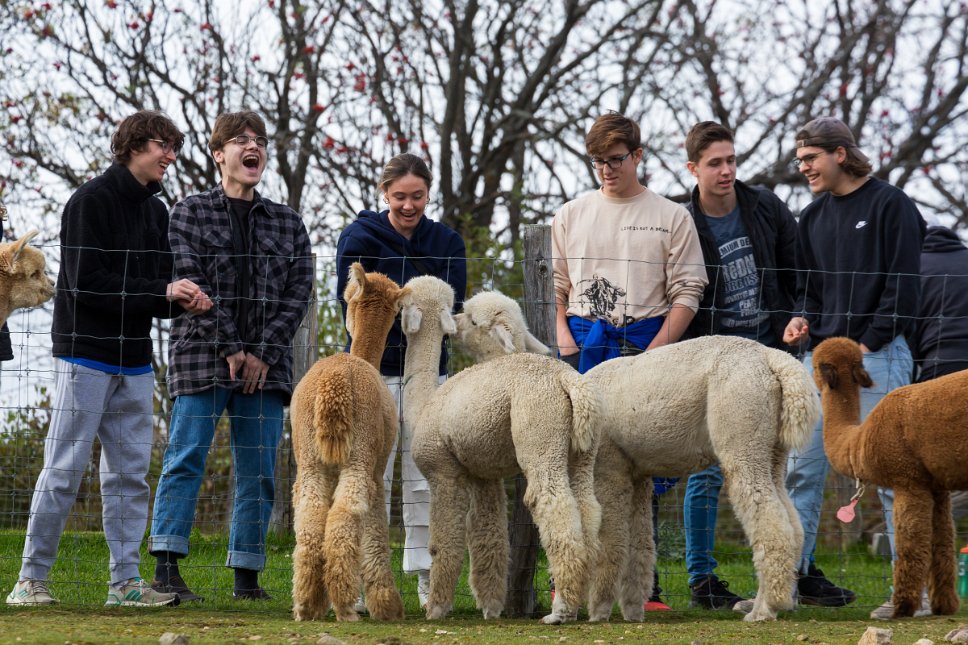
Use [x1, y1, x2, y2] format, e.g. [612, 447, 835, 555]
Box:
[313, 369, 354, 465]
[764, 348, 820, 452]
[558, 369, 601, 453]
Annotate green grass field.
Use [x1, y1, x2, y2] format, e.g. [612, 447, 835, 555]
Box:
[0, 530, 965, 644]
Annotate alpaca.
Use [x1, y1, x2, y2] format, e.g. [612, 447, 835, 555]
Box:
[289, 263, 409, 622]
[812, 336, 968, 619]
[454, 290, 551, 359]
[0, 230, 56, 326]
[401, 277, 603, 624]
[459, 302, 817, 622]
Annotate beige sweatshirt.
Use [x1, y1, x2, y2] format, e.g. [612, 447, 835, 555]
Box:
[552, 188, 708, 326]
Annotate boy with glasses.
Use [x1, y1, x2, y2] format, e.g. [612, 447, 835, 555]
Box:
[149, 111, 313, 602]
[679, 121, 799, 612]
[783, 116, 926, 617]
[552, 111, 707, 610]
[7, 110, 211, 607]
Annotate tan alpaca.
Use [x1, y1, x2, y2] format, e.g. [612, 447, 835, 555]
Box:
[812, 337, 968, 619]
[403, 280, 602, 624]
[0, 230, 56, 326]
[289, 263, 409, 622]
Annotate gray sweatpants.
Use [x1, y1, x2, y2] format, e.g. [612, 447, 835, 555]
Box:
[19, 361, 154, 585]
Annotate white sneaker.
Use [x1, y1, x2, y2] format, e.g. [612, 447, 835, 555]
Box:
[105, 577, 179, 607]
[354, 594, 368, 614]
[416, 570, 430, 609]
[6, 579, 58, 605]
[870, 590, 931, 620]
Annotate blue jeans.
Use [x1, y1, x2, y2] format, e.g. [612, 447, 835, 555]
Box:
[786, 335, 912, 573]
[684, 463, 724, 585]
[149, 387, 284, 571]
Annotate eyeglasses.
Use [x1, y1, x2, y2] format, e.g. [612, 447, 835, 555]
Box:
[227, 134, 269, 148]
[590, 152, 633, 170]
[147, 139, 180, 154]
[793, 151, 828, 169]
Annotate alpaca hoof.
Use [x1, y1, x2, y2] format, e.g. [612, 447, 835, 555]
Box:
[334, 608, 360, 622]
[427, 604, 449, 620]
[742, 607, 777, 622]
[293, 604, 323, 621]
[931, 592, 960, 616]
[481, 606, 503, 620]
[541, 610, 576, 624]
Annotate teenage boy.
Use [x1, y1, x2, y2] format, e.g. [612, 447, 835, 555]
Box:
[149, 111, 313, 601]
[552, 111, 707, 609]
[783, 117, 925, 617]
[7, 110, 211, 607]
[680, 121, 799, 610]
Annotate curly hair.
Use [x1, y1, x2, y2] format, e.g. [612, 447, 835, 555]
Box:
[111, 110, 184, 163]
[208, 111, 268, 152]
[585, 111, 642, 158]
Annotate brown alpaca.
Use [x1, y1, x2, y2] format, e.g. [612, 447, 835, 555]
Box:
[289, 263, 409, 622]
[0, 230, 56, 326]
[812, 337, 968, 619]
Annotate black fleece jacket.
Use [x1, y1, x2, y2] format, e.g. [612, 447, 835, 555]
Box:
[684, 180, 799, 349]
[51, 163, 183, 367]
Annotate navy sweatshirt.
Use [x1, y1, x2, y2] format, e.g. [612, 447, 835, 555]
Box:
[335, 209, 466, 376]
[910, 226, 968, 381]
[795, 176, 925, 352]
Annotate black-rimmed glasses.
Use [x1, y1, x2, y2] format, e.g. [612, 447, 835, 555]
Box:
[590, 152, 632, 170]
[147, 139, 180, 154]
[792, 151, 828, 169]
[227, 134, 269, 148]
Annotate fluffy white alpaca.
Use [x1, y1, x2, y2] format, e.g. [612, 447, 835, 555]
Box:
[402, 277, 603, 624]
[458, 292, 818, 622]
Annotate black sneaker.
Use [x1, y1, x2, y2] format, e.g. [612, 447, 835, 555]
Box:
[689, 575, 746, 610]
[233, 587, 271, 601]
[151, 575, 203, 602]
[797, 564, 856, 607]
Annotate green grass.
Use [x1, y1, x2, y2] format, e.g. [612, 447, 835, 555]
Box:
[1, 530, 966, 644]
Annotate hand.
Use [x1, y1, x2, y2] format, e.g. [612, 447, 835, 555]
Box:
[556, 324, 579, 357]
[226, 351, 246, 382]
[859, 343, 871, 353]
[240, 352, 270, 394]
[783, 317, 810, 346]
[167, 279, 212, 313]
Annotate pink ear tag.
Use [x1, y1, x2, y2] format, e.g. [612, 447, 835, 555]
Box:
[836, 498, 858, 523]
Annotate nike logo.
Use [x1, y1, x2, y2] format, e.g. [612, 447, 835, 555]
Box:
[856, 221, 867, 229]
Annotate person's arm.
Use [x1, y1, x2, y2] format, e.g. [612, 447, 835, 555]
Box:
[646, 304, 696, 351]
[656, 208, 707, 349]
[773, 198, 800, 306]
[551, 211, 578, 356]
[443, 233, 467, 312]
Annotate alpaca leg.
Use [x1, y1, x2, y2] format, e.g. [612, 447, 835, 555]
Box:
[891, 488, 933, 618]
[587, 446, 634, 622]
[618, 477, 653, 622]
[466, 479, 509, 619]
[324, 464, 370, 621]
[523, 474, 587, 624]
[570, 447, 603, 558]
[772, 444, 804, 567]
[360, 469, 404, 620]
[425, 471, 471, 620]
[722, 461, 798, 622]
[927, 490, 960, 616]
[292, 468, 333, 621]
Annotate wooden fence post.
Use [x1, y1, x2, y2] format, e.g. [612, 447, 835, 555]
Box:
[506, 224, 555, 617]
[270, 260, 318, 535]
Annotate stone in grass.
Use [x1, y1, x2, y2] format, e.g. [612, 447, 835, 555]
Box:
[946, 625, 968, 643]
[316, 635, 345, 645]
[913, 639, 934, 645]
[858, 626, 893, 645]
[159, 634, 189, 645]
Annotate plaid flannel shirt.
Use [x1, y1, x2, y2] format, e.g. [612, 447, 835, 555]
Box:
[167, 184, 313, 399]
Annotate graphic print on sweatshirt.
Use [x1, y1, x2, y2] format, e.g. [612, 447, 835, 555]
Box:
[577, 274, 633, 327]
[705, 208, 769, 341]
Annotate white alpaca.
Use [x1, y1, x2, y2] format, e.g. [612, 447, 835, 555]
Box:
[401, 277, 603, 624]
[458, 292, 817, 622]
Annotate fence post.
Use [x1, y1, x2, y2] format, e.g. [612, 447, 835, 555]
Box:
[270, 259, 318, 535]
[506, 224, 555, 617]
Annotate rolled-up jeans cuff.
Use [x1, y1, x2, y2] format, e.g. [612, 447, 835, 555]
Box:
[148, 534, 190, 558]
[227, 550, 266, 571]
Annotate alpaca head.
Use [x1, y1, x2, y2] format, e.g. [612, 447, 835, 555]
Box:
[343, 262, 410, 341]
[0, 230, 56, 325]
[400, 275, 456, 339]
[812, 337, 874, 392]
[454, 290, 551, 362]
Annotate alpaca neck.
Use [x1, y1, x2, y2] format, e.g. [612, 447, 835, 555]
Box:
[402, 329, 444, 429]
[820, 386, 867, 480]
[348, 328, 390, 370]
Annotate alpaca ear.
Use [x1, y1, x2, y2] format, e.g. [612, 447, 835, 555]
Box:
[349, 262, 367, 291]
[818, 363, 839, 389]
[0, 230, 39, 273]
[453, 312, 467, 331]
[440, 309, 457, 336]
[401, 303, 423, 335]
[523, 331, 552, 355]
[853, 365, 874, 388]
[393, 286, 411, 312]
[490, 324, 516, 354]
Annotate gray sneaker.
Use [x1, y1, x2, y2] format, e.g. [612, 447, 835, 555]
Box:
[105, 577, 179, 607]
[417, 570, 430, 609]
[870, 590, 931, 620]
[6, 579, 58, 605]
